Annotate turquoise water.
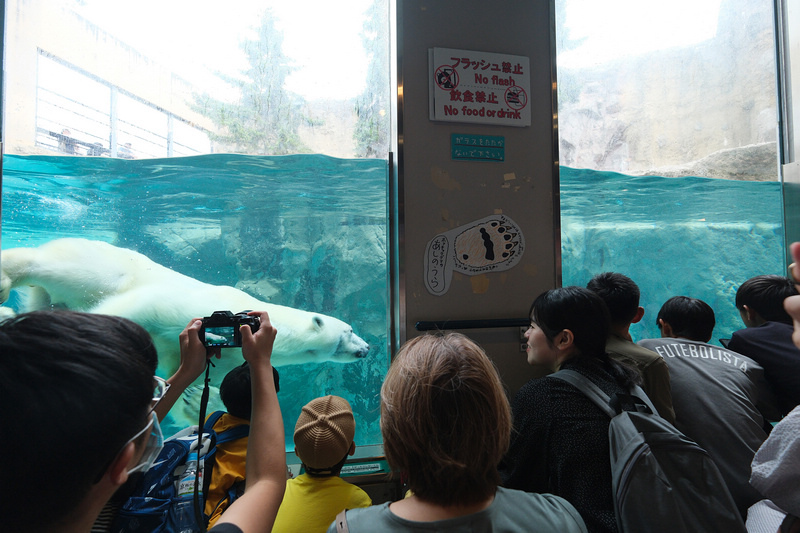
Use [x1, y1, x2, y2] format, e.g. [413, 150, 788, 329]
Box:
[1, 154, 389, 445]
[560, 168, 786, 343]
[0, 156, 786, 443]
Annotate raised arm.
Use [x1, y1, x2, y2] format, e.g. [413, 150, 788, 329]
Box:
[153, 318, 220, 423]
[212, 311, 285, 533]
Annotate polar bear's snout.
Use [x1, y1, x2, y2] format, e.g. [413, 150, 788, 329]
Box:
[354, 343, 369, 359]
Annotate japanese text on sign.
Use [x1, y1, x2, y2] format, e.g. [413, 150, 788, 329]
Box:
[429, 47, 531, 127]
[451, 134, 505, 162]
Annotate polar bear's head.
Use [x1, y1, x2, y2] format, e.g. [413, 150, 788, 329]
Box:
[272, 313, 370, 366]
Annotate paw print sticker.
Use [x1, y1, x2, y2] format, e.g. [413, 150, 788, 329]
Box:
[425, 214, 525, 296]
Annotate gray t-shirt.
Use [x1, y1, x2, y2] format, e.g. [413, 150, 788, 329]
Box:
[325, 486, 587, 533]
[638, 337, 780, 515]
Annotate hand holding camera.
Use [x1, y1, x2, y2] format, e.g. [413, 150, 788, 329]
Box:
[200, 310, 261, 348]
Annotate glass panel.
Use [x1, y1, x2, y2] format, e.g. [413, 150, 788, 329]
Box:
[2, 0, 391, 450]
[779, 0, 800, 253]
[556, 0, 784, 343]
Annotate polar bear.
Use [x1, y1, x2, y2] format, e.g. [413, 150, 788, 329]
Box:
[0, 238, 370, 427]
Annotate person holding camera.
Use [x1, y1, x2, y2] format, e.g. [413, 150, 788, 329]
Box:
[0, 309, 285, 533]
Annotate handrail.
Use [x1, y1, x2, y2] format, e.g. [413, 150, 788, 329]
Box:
[415, 318, 529, 331]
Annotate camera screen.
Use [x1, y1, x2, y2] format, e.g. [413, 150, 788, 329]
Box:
[205, 326, 236, 346]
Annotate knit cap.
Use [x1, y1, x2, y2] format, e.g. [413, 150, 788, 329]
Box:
[294, 395, 355, 470]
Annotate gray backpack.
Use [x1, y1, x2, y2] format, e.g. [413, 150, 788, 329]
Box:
[549, 369, 746, 533]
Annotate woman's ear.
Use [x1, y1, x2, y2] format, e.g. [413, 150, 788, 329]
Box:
[552, 329, 577, 371]
[556, 329, 575, 350]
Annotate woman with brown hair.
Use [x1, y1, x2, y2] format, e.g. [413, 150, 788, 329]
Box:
[328, 332, 586, 532]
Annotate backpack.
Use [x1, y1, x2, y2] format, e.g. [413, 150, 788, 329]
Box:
[549, 369, 746, 533]
[202, 411, 250, 525]
[111, 414, 249, 533]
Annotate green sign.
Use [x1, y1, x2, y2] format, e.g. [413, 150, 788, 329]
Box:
[451, 134, 505, 162]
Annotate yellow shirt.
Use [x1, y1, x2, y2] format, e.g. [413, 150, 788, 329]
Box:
[272, 473, 372, 533]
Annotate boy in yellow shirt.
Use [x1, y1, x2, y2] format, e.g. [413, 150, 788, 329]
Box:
[272, 395, 372, 533]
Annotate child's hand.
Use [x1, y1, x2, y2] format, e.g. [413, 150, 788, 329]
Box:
[240, 311, 277, 366]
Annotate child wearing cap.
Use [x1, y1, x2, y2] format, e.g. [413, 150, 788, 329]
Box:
[272, 395, 372, 533]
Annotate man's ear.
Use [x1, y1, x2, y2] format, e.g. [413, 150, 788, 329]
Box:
[107, 442, 136, 487]
[348, 442, 356, 456]
[631, 306, 645, 324]
[658, 318, 675, 338]
[741, 305, 763, 326]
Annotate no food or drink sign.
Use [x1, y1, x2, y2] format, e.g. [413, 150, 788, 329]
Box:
[429, 47, 531, 127]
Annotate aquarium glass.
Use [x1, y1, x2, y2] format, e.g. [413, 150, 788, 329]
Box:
[561, 168, 785, 343]
[1, 154, 389, 445]
[2, 0, 391, 450]
[555, 0, 786, 343]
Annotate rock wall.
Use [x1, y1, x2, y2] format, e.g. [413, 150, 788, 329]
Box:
[557, 0, 779, 180]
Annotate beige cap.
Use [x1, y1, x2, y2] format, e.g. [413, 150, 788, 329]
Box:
[294, 395, 355, 470]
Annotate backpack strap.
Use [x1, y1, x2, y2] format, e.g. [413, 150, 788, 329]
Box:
[203, 410, 226, 432]
[549, 369, 659, 418]
[216, 424, 250, 445]
[549, 369, 616, 418]
[335, 509, 350, 533]
[203, 411, 250, 446]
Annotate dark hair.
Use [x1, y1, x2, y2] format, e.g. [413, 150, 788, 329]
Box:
[735, 275, 797, 325]
[530, 286, 611, 356]
[380, 333, 511, 506]
[530, 286, 639, 387]
[586, 272, 641, 325]
[657, 296, 716, 342]
[0, 310, 156, 532]
[220, 364, 280, 420]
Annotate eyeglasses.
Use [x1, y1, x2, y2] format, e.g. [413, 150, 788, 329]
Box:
[126, 410, 165, 475]
[150, 375, 170, 413]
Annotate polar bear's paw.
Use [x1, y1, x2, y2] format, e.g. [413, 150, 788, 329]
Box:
[0, 306, 17, 321]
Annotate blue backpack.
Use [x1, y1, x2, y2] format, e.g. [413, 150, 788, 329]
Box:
[111, 412, 249, 533]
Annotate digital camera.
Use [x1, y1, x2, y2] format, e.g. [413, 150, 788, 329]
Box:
[200, 310, 260, 348]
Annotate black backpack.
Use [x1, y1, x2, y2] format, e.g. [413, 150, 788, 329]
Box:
[549, 369, 746, 533]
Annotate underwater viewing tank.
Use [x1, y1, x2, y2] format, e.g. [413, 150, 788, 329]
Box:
[0, 153, 390, 446]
